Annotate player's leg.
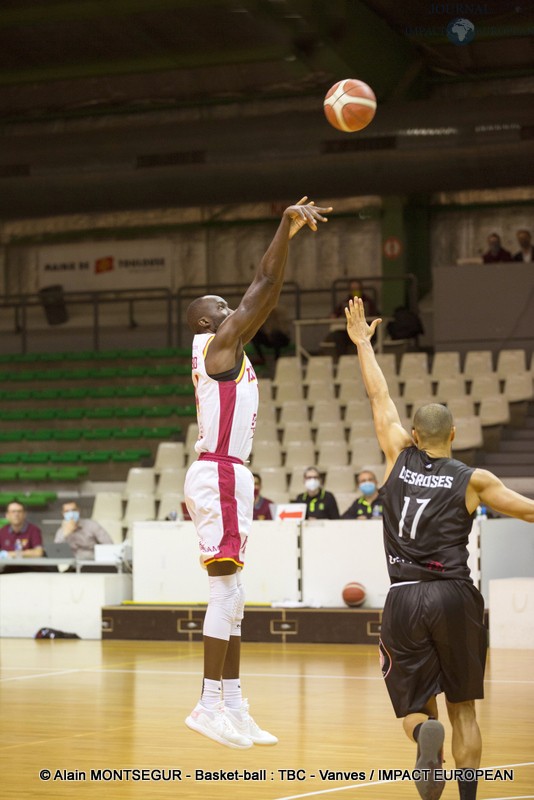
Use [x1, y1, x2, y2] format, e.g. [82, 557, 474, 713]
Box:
[221, 569, 278, 745]
[431, 581, 486, 800]
[380, 585, 445, 800]
[185, 559, 252, 748]
[445, 699, 481, 800]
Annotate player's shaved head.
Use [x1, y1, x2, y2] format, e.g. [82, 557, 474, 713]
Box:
[413, 403, 454, 447]
[186, 295, 228, 334]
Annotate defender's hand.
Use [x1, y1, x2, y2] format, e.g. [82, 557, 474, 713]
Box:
[345, 297, 382, 345]
[285, 196, 333, 239]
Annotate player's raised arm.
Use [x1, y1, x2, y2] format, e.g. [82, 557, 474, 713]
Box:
[345, 298, 412, 475]
[206, 198, 331, 373]
[466, 469, 534, 520]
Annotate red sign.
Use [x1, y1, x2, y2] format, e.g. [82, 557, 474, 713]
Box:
[383, 236, 403, 260]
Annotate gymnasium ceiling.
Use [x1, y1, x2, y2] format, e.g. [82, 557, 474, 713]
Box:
[1, 0, 534, 218]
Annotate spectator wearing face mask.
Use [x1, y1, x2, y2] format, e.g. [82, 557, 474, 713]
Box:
[341, 470, 383, 520]
[252, 473, 273, 520]
[294, 467, 339, 520]
[54, 500, 113, 560]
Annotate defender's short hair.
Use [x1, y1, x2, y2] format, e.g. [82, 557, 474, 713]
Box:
[413, 403, 453, 444]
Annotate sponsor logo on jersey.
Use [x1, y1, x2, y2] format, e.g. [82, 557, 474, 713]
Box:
[399, 465, 453, 489]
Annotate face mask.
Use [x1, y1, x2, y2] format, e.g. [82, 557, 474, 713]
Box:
[359, 481, 376, 496]
[64, 510, 80, 522]
[305, 478, 320, 492]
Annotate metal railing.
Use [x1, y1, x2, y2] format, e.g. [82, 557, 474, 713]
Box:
[1, 288, 173, 353]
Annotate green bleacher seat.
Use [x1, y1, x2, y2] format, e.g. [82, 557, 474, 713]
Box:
[0, 454, 20, 464]
[31, 389, 60, 401]
[0, 431, 25, 442]
[18, 468, 49, 481]
[63, 388, 89, 400]
[53, 430, 83, 441]
[83, 428, 115, 441]
[25, 430, 54, 442]
[175, 385, 195, 396]
[117, 366, 146, 378]
[91, 387, 117, 399]
[0, 410, 27, 421]
[143, 426, 181, 439]
[178, 405, 197, 416]
[79, 451, 112, 463]
[3, 390, 33, 401]
[69, 369, 92, 380]
[61, 408, 86, 421]
[49, 452, 80, 463]
[47, 466, 89, 481]
[33, 369, 63, 381]
[0, 491, 57, 509]
[92, 367, 118, 378]
[114, 386, 145, 399]
[111, 448, 151, 462]
[144, 405, 174, 418]
[20, 453, 50, 464]
[146, 365, 176, 378]
[27, 409, 57, 422]
[0, 468, 18, 480]
[145, 385, 175, 398]
[117, 348, 145, 359]
[113, 426, 145, 439]
[115, 407, 144, 419]
[86, 407, 115, 419]
[36, 352, 65, 363]
[12, 370, 36, 382]
[93, 350, 121, 360]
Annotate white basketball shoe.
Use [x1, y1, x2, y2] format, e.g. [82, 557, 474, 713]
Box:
[225, 699, 278, 745]
[185, 700, 252, 749]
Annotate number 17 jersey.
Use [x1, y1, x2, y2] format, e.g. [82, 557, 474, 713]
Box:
[380, 446, 475, 583]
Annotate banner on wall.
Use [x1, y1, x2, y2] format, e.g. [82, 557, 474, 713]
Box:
[37, 240, 173, 291]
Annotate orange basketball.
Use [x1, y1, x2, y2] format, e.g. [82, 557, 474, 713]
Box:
[323, 79, 377, 133]
[342, 582, 366, 607]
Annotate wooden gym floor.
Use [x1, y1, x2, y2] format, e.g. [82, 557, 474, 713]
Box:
[0, 639, 532, 800]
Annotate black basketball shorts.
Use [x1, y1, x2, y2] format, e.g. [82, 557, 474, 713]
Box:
[379, 579, 487, 718]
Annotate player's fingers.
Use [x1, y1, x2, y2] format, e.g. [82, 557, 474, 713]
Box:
[296, 196, 308, 205]
[369, 318, 383, 335]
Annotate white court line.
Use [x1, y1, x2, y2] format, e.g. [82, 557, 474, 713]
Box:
[273, 762, 534, 800]
[3, 665, 534, 685]
[0, 668, 87, 683]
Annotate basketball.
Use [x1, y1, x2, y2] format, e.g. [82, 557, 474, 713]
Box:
[342, 582, 366, 607]
[323, 79, 377, 133]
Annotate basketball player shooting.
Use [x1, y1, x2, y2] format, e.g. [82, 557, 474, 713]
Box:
[345, 298, 534, 800]
[184, 197, 332, 749]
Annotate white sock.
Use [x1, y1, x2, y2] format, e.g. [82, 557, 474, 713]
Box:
[223, 678, 242, 710]
[200, 678, 222, 710]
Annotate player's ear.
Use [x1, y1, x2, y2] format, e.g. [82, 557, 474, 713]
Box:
[450, 426, 456, 443]
[198, 316, 210, 330]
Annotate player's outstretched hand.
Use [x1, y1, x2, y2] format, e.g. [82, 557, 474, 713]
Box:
[345, 297, 382, 345]
[285, 197, 333, 239]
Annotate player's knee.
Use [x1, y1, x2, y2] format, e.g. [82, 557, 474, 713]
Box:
[203, 574, 240, 640]
[230, 581, 245, 636]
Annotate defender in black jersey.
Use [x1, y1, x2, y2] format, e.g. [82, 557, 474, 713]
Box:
[345, 298, 534, 800]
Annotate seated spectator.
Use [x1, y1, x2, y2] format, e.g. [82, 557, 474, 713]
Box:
[341, 470, 383, 520]
[512, 229, 533, 263]
[0, 500, 44, 558]
[293, 467, 339, 520]
[54, 500, 113, 560]
[333, 279, 379, 319]
[252, 473, 273, 520]
[482, 233, 512, 263]
[251, 306, 291, 364]
[325, 280, 379, 358]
